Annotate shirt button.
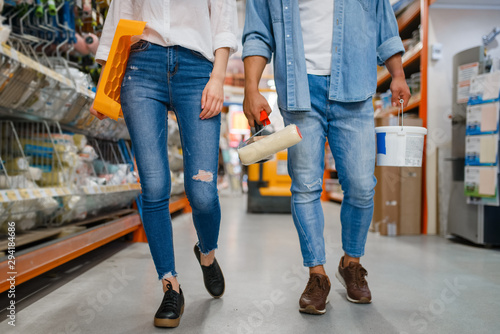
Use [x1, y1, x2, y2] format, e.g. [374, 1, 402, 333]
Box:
[285, 6, 288, 9]
[288, 62, 292, 65]
[286, 35, 290, 38]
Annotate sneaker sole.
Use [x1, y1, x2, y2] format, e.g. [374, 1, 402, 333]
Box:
[154, 305, 184, 328]
[299, 298, 329, 315]
[335, 271, 371, 304]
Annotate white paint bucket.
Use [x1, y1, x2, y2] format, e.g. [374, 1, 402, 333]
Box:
[375, 126, 427, 167]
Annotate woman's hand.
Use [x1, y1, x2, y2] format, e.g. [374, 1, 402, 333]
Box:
[200, 76, 224, 120]
[89, 102, 109, 120]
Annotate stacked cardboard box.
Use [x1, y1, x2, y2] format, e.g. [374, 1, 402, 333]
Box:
[372, 116, 423, 236]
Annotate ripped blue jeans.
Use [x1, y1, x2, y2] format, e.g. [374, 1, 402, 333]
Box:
[120, 42, 221, 279]
[281, 74, 376, 267]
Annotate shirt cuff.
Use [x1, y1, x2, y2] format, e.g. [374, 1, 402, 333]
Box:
[242, 39, 272, 64]
[95, 45, 111, 64]
[377, 36, 405, 66]
[213, 32, 239, 56]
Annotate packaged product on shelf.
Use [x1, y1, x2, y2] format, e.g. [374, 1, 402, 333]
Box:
[466, 102, 499, 135]
[0, 174, 30, 188]
[23, 166, 44, 181]
[73, 134, 88, 151]
[469, 71, 500, 104]
[57, 196, 88, 224]
[171, 171, 185, 196]
[168, 149, 183, 172]
[40, 168, 68, 187]
[3, 157, 30, 172]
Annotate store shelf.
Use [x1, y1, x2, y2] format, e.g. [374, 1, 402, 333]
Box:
[0, 184, 141, 203]
[0, 44, 94, 98]
[0, 212, 142, 292]
[397, 1, 421, 33]
[375, 93, 421, 118]
[377, 42, 422, 86]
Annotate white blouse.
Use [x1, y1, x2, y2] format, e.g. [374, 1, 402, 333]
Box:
[95, 0, 238, 63]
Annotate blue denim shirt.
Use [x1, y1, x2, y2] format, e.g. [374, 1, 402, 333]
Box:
[242, 0, 405, 111]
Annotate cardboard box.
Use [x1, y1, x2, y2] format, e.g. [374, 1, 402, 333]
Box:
[374, 166, 422, 236]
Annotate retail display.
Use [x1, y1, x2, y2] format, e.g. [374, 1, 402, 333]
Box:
[0, 120, 141, 233]
[464, 71, 500, 206]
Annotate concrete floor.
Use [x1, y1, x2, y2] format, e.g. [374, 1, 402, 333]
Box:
[1, 194, 500, 334]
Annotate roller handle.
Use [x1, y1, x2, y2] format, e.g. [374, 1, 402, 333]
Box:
[254, 110, 270, 134]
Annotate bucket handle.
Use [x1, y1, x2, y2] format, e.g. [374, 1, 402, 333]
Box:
[398, 98, 404, 130]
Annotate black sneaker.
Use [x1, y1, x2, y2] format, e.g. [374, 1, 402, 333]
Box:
[154, 280, 184, 328]
[194, 244, 225, 298]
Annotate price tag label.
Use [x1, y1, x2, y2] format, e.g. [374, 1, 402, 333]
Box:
[32, 189, 42, 198]
[6, 190, 20, 201]
[19, 189, 33, 200]
[0, 191, 9, 202]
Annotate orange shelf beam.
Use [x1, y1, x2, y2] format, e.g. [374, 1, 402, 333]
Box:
[420, 0, 429, 234]
[398, 0, 421, 32]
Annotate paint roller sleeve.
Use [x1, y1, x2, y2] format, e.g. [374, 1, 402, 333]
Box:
[238, 125, 303, 166]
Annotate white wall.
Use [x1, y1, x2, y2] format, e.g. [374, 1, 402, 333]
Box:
[427, 7, 500, 235]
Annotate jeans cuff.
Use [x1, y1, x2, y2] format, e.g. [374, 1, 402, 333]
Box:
[303, 260, 326, 267]
[159, 271, 178, 281]
[342, 246, 365, 258]
[197, 242, 218, 256]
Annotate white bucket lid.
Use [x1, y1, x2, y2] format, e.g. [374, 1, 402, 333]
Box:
[375, 126, 427, 135]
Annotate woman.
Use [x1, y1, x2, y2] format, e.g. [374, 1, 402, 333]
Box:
[90, 0, 238, 328]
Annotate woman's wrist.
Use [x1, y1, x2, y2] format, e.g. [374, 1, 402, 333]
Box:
[210, 71, 226, 83]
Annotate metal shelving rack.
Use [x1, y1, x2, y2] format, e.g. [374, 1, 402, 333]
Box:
[0, 5, 191, 291]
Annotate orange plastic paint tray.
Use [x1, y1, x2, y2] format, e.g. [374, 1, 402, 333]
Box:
[93, 19, 147, 120]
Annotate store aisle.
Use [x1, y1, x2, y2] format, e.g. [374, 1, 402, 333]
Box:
[1, 195, 499, 334]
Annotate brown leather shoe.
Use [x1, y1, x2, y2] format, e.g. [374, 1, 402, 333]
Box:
[299, 273, 331, 315]
[336, 257, 372, 304]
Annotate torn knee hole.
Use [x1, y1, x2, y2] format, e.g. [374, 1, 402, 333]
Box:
[192, 170, 213, 182]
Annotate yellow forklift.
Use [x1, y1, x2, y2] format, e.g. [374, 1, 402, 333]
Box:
[247, 151, 292, 213]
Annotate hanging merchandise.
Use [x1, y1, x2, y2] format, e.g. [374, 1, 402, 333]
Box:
[464, 71, 500, 206]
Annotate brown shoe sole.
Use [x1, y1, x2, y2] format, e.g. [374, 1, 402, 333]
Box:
[154, 305, 185, 328]
[335, 271, 372, 304]
[299, 299, 329, 315]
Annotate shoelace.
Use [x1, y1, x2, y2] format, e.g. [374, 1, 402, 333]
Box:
[347, 265, 368, 287]
[161, 280, 179, 311]
[305, 276, 329, 296]
[206, 262, 221, 285]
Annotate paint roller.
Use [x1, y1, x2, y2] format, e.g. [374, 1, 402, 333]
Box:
[238, 111, 303, 166]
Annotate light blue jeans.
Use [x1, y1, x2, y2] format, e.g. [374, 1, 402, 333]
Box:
[281, 74, 376, 267]
[120, 42, 221, 279]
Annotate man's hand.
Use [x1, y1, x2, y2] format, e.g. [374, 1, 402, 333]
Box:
[243, 90, 272, 127]
[200, 77, 224, 120]
[390, 76, 411, 108]
[89, 102, 108, 120]
[385, 53, 411, 108]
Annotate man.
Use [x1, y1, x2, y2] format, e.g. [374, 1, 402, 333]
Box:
[242, 0, 411, 315]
